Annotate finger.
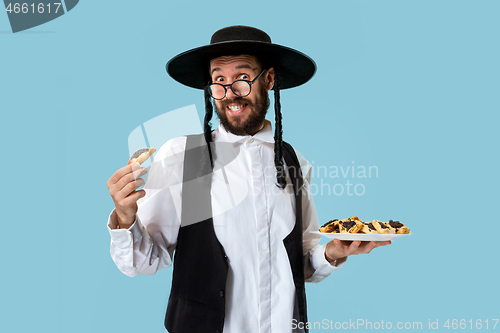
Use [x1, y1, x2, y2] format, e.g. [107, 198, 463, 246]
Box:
[117, 189, 146, 210]
[132, 167, 148, 180]
[115, 177, 146, 201]
[375, 240, 392, 247]
[334, 239, 353, 248]
[122, 189, 146, 205]
[360, 241, 378, 254]
[113, 167, 147, 194]
[107, 163, 141, 187]
[339, 240, 353, 247]
[347, 241, 361, 254]
[364, 241, 391, 253]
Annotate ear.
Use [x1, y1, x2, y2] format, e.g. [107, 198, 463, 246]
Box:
[265, 67, 275, 91]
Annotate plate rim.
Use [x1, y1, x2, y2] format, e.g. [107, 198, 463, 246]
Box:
[311, 230, 411, 240]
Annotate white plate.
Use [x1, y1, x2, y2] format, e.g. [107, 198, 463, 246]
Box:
[311, 231, 411, 241]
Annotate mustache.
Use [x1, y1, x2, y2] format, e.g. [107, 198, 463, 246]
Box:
[220, 97, 252, 110]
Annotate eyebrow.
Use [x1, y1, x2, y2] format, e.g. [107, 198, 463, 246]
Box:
[211, 64, 256, 75]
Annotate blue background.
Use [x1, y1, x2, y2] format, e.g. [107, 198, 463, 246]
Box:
[1, 1, 499, 332]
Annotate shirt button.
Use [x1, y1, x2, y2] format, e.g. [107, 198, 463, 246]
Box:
[220, 290, 224, 298]
[248, 138, 254, 143]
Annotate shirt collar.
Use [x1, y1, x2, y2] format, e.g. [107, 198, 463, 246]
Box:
[217, 120, 275, 144]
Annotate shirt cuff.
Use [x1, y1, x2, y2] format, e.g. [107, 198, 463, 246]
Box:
[107, 210, 143, 249]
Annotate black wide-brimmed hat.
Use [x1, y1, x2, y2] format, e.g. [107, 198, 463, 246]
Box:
[166, 25, 316, 90]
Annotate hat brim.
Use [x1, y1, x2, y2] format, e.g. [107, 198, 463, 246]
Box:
[166, 41, 316, 90]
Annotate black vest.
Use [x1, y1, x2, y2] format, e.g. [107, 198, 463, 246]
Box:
[164, 134, 308, 333]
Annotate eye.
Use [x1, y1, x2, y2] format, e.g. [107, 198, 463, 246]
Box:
[214, 76, 225, 83]
[238, 74, 250, 80]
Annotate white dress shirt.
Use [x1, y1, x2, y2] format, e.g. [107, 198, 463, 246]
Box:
[108, 120, 344, 333]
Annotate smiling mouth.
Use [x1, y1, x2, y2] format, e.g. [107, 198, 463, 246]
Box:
[227, 104, 247, 115]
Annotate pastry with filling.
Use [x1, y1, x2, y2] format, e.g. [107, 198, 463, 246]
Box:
[130, 148, 156, 165]
[338, 217, 364, 233]
[371, 220, 391, 234]
[385, 220, 410, 234]
[320, 219, 340, 233]
[349, 216, 364, 223]
[360, 222, 379, 234]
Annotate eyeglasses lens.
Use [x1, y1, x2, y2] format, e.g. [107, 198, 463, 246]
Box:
[210, 81, 251, 99]
[210, 85, 225, 99]
[232, 81, 250, 97]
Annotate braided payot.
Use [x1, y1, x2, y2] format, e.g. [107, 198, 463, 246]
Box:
[203, 86, 214, 169]
[273, 72, 286, 189]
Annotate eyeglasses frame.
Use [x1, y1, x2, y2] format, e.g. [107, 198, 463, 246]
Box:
[208, 69, 266, 100]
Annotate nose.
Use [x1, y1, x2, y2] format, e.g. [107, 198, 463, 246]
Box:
[224, 83, 236, 100]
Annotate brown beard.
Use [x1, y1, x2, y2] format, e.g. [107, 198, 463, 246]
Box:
[214, 83, 270, 136]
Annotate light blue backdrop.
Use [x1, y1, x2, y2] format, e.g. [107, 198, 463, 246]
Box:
[1, 1, 499, 332]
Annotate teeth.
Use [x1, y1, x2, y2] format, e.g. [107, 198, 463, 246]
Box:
[228, 105, 243, 111]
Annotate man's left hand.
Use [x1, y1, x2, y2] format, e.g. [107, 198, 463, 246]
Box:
[325, 239, 391, 263]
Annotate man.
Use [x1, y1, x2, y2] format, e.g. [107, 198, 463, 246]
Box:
[107, 26, 390, 333]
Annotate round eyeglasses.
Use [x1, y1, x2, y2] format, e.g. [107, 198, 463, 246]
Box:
[208, 69, 266, 100]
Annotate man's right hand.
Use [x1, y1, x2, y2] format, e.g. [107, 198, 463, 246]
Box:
[106, 162, 148, 229]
